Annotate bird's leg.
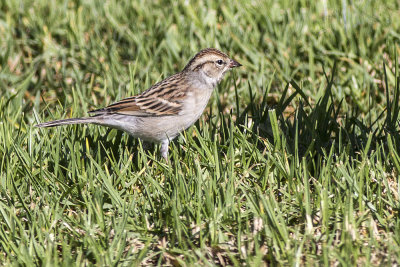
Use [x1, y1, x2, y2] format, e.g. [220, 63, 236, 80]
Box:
[160, 140, 169, 161]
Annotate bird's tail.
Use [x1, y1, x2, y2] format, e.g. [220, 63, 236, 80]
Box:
[35, 117, 99, 128]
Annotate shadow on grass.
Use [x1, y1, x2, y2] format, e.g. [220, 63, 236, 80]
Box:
[41, 128, 142, 201]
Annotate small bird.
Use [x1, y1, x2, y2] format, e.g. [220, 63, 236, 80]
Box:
[36, 48, 241, 159]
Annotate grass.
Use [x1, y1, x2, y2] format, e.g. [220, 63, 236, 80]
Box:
[1, 0, 400, 265]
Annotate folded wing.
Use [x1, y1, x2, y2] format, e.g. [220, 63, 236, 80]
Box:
[89, 73, 188, 117]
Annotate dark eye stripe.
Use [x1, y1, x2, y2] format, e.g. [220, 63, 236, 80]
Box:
[192, 60, 215, 71]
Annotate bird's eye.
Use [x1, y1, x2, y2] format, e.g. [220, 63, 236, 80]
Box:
[216, 59, 224, 65]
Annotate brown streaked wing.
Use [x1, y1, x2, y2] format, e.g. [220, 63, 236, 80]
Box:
[89, 73, 188, 117]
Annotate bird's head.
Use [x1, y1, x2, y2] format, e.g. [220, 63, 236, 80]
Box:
[183, 48, 241, 87]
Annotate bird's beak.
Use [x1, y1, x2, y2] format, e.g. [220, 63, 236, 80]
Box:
[229, 59, 242, 68]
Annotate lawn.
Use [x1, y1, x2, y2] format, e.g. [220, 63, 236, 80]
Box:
[1, 0, 400, 265]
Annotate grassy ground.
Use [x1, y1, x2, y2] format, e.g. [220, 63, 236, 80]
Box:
[1, 0, 400, 265]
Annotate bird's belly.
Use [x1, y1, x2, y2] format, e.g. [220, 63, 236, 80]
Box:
[98, 114, 199, 143]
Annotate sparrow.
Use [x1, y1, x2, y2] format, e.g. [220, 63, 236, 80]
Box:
[36, 48, 242, 160]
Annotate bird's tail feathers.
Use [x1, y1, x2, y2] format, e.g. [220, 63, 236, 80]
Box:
[35, 117, 98, 128]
